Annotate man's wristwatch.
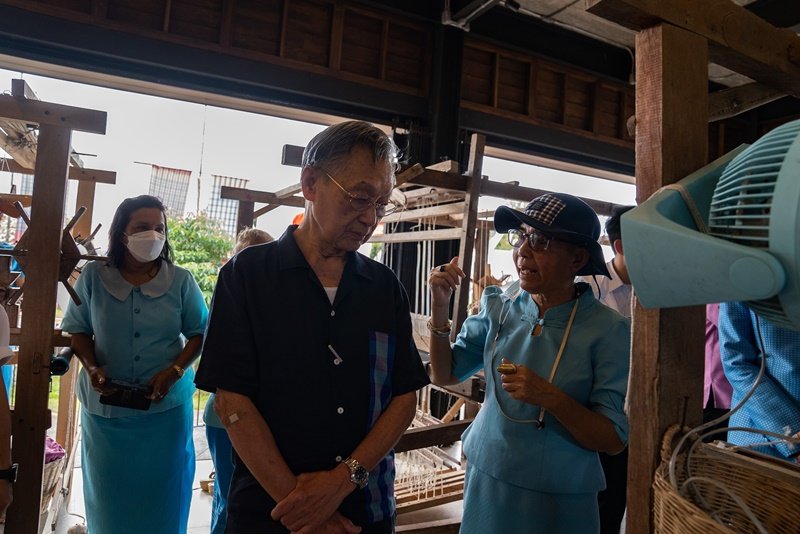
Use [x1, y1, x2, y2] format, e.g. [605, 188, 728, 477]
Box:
[0, 464, 18, 484]
[342, 456, 368, 489]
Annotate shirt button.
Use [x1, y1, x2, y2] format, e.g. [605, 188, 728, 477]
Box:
[330, 310, 335, 317]
[335, 455, 342, 462]
[337, 407, 344, 415]
[134, 308, 140, 314]
[134, 287, 141, 293]
[134, 355, 140, 361]
[134, 332, 141, 338]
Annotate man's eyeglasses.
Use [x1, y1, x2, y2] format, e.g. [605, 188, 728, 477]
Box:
[507, 229, 553, 251]
[323, 171, 401, 218]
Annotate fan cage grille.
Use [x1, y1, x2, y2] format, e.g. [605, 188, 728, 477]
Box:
[708, 120, 800, 328]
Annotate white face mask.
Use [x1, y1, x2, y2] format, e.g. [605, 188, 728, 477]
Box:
[125, 230, 166, 263]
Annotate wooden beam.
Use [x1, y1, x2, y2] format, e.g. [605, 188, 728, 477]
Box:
[452, 134, 484, 337]
[395, 419, 474, 453]
[0, 124, 37, 169]
[396, 164, 424, 187]
[369, 228, 462, 244]
[406, 170, 617, 216]
[587, 0, 800, 96]
[5, 124, 72, 533]
[381, 202, 466, 224]
[708, 82, 786, 122]
[236, 200, 255, 235]
[625, 24, 708, 534]
[0, 94, 106, 134]
[55, 179, 96, 460]
[0, 158, 116, 183]
[272, 183, 302, 198]
[220, 186, 305, 208]
[11, 79, 85, 169]
[425, 160, 460, 173]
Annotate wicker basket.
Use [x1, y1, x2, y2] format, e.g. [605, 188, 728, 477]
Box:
[653, 425, 800, 533]
[40, 457, 65, 514]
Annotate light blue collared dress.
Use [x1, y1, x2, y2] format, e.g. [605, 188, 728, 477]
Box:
[451, 282, 630, 534]
[61, 260, 208, 534]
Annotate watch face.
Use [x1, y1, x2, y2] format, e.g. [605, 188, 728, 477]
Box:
[345, 457, 369, 488]
[352, 465, 368, 488]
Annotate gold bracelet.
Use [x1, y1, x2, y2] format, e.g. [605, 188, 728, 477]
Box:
[427, 319, 452, 337]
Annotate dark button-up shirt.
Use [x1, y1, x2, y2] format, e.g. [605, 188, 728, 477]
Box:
[196, 226, 429, 529]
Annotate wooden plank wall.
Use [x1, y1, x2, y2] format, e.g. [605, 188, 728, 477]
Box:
[461, 38, 635, 148]
[9, 0, 432, 97]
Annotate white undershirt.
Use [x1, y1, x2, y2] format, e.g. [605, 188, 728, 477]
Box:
[324, 287, 338, 305]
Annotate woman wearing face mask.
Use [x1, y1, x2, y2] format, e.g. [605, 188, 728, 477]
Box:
[61, 195, 208, 534]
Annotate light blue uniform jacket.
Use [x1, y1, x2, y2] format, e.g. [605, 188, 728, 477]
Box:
[453, 282, 630, 493]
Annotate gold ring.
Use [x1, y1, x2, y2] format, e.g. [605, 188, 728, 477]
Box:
[497, 363, 517, 375]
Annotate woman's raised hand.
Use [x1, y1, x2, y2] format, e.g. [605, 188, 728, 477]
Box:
[429, 257, 466, 306]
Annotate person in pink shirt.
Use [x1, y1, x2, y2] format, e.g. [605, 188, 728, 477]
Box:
[704, 303, 733, 429]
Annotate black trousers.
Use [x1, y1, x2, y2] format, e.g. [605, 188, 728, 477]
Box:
[597, 447, 628, 534]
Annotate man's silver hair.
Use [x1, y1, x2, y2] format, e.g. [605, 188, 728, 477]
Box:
[301, 120, 399, 174]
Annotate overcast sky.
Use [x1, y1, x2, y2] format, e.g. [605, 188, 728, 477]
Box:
[0, 68, 635, 278]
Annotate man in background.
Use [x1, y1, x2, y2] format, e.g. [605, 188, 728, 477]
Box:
[581, 204, 633, 534]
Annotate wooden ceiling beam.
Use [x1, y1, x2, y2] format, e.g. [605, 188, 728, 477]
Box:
[708, 82, 786, 122]
[220, 186, 306, 208]
[0, 94, 106, 134]
[406, 169, 617, 216]
[0, 158, 116, 184]
[587, 0, 800, 97]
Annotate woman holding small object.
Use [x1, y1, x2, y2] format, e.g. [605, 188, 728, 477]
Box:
[428, 193, 630, 533]
[61, 195, 208, 534]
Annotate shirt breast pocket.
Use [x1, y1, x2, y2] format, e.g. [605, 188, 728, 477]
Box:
[367, 331, 395, 425]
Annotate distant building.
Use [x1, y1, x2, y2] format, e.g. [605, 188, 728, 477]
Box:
[207, 174, 249, 237]
[148, 164, 191, 216]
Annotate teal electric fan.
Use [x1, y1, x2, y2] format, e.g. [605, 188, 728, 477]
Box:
[622, 118, 800, 329]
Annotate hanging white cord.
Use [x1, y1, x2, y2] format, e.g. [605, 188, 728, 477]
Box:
[670, 314, 777, 533]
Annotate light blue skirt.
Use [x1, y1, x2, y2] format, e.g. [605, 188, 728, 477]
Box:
[460, 464, 600, 534]
[81, 402, 195, 534]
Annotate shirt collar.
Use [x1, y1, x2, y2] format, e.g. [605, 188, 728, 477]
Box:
[98, 261, 176, 301]
[604, 259, 626, 293]
[276, 225, 374, 281]
[517, 281, 597, 327]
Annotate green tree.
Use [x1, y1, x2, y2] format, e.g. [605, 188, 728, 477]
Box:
[169, 213, 233, 304]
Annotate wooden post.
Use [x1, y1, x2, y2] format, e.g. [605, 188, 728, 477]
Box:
[5, 124, 71, 533]
[626, 23, 708, 533]
[451, 134, 484, 338]
[56, 180, 96, 454]
[236, 200, 255, 235]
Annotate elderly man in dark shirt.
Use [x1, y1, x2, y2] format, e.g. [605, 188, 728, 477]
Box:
[196, 120, 429, 534]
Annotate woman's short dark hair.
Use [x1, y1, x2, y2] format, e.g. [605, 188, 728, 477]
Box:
[107, 195, 173, 268]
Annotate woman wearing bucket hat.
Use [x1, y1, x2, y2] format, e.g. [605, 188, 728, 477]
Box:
[428, 193, 630, 533]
